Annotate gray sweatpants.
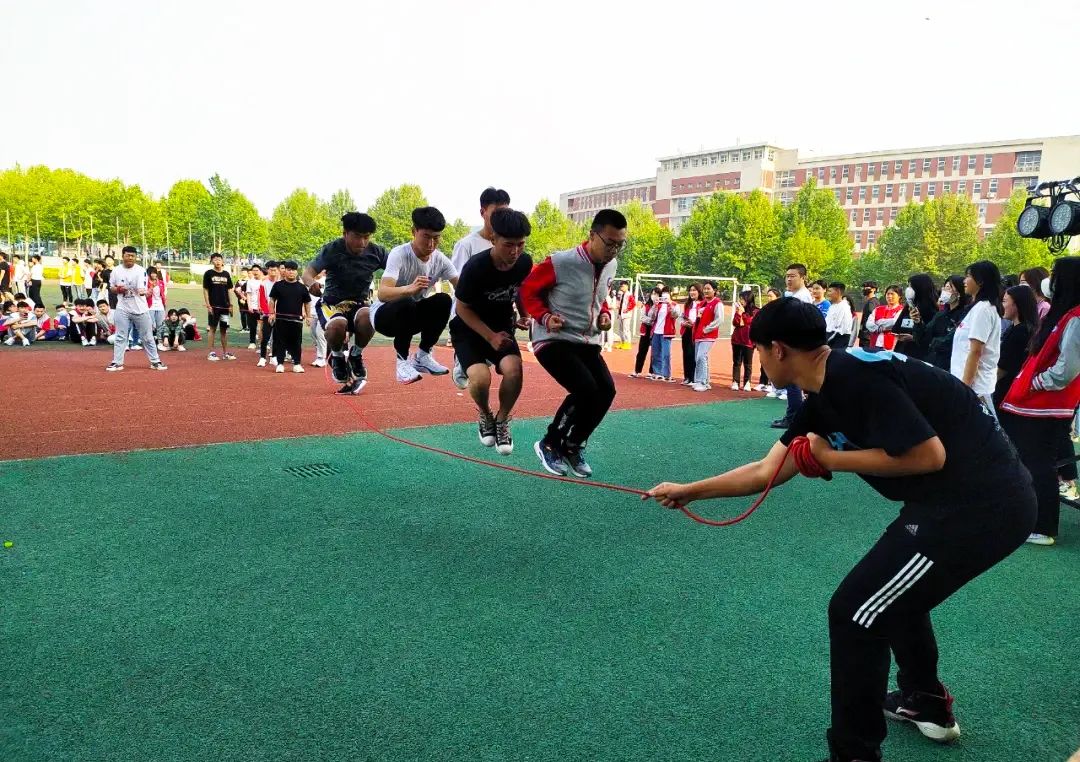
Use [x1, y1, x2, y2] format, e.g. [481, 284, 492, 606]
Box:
[311, 312, 326, 363]
[694, 340, 715, 386]
[113, 310, 160, 366]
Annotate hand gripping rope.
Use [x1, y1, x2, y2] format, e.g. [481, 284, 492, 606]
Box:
[321, 360, 832, 527]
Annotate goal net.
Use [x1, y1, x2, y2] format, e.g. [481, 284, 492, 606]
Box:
[632, 273, 742, 337]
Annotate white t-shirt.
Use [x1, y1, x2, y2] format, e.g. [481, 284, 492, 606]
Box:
[30, 263, 44, 280]
[950, 300, 1001, 396]
[150, 286, 164, 311]
[246, 277, 263, 311]
[83, 264, 93, 289]
[824, 299, 854, 336]
[450, 231, 494, 319]
[110, 264, 149, 315]
[13, 262, 28, 283]
[370, 243, 458, 321]
[786, 286, 812, 303]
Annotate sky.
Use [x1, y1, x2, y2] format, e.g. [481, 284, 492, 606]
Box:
[3, 0, 1079, 224]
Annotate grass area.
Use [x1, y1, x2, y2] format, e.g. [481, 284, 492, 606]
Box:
[2, 399, 1077, 762]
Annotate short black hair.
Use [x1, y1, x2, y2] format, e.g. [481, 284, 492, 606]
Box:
[412, 206, 446, 232]
[30, 255, 41, 263]
[703, 280, 718, 289]
[812, 279, 828, 289]
[490, 208, 531, 239]
[480, 187, 511, 207]
[16, 301, 28, 308]
[265, 260, 280, 268]
[177, 307, 190, 315]
[14, 293, 26, 299]
[281, 260, 299, 270]
[342, 212, 377, 235]
[167, 308, 179, 317]
[250, 264, 264, 274]
[591, 209, 627, 232]
[122, 245, 138, 254]
[828, 282, 846, 293]
[55, 304, 65, 310]
[785, 263, 807, 278]
[2, 300, 12, 310]
[210, 252, 223, 261]
[96, 300, 108, 307]
[861, 281, 878, 289]
[748, 297, 826, 350]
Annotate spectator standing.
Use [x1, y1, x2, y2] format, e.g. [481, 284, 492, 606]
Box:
[824, 282, 854, 349]
[950, 260, 1002, 413]
[893, 274, 938, 360]
[865, 285, 905, 350]
[202, 253, 236, 361]
[770, 264, 812, 428]
[730, 289, 757, 391]
[28, 255, 44, 307]
[680, 284, 702, 385]
[857, 281, 880, 348]
[105, 246, 166, 372]
[994, 284, 1039, 408]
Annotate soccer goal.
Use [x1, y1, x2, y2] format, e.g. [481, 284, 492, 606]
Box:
[632, 273, 739, 336]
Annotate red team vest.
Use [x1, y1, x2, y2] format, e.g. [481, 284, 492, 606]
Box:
[1001, 306, 1080, 419]
[693, 297, 722, 342]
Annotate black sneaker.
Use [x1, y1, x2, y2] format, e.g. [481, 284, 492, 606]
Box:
[883, 686, 960, 743]
[534, 440, 568, 476]
[329, 353, 350, 384]
[349, 350, 367, 380]
[770, 415, 794, 429]
[564, 446, 593, 478]
[335, 378, 367, 395]
[494, 417, 513, 456]
[478, 412, 496, 447]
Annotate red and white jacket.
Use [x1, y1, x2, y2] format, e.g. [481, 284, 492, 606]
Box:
[520, 244, 615, 350]
[145, 279, 167, 310]
[693, 297, 724, 342]
[1002, 306, 1080, 418]
[618, 292, 635, 317]
[866, 303, 904, 350]
[648, 298, 678, 337]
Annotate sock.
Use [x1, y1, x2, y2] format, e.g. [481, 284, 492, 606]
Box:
[331, 350, 345, 357]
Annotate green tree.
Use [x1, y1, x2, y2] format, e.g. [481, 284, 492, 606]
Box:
[617, 200, 674, 279]
[527, 198, 584, 260]
[164, 180, 213, 256]
[440, 218, 472, 258]
[980, 189, 1055, 276]
[268, 189, 338, 261]
[367, 184, 429, 249]
[327, 189, 358, 220]
[781, 179, 854, 282]
[878, 195, 980, 282]
[675, 191, 782, 284]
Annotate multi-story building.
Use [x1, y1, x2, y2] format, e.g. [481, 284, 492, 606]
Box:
[560, 135, 1080, 252]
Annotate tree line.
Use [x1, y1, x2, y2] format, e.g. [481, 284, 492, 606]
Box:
[0, 165, 1056, 288]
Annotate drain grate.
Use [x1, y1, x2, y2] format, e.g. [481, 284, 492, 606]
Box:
[284, 463, 341, 479]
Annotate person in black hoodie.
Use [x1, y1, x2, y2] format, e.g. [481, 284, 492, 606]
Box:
[893, 274, 938, 360]
[918, 275, 970, 370]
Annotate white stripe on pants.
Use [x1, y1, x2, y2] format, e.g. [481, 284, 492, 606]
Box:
[851, 552, 935, 628]
[112, 310, 160, 365]
[693, 340, 714, 386]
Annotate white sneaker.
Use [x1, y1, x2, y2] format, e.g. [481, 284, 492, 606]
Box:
[452, 358, 468, 390]
[730, 382, 739, 391]
[311, 359, 325, 367]
[81, 338, 89, 346]
[753, 383, 766, 392]
[743, 382, 752, 392]
[208, 352, 220, 362]
[275, 364, 285, 373]
[292, 364, 305, 373]
[21, 338, 30, 346]
[765, 385, 777, 397]
[411, 349, 449, 375]
[396, 356, 422, 384]
[778, 391, 788, 401]
[247, 343, 256, 350]
[269, 357, 278, 367]
[692, 383, 708, 392]
[157, 342, 168, 350]
[3, 337, 14, 346]
[177, 345, 186, 352]
[89, 337, 97, 346]
[256, 358, 266, 367]
[1026, 533, 1055, 546]
[1059, 482, 1079, 501]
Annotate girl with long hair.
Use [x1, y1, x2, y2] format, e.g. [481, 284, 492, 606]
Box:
[864, 284, 905, 350]
[993, 285, 1039, 407]
[894, 273, 937, 360]
[730, 289, 758, 391]
[680, 284, 702, 385]
[1020, 266, 1051, 323]
[950, 260, 1002, 412]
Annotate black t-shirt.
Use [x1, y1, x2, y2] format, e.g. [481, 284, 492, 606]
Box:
[236, 278, 248, 304]
[780, 349, 1027, 522]
[309, 238, 388, 306]
[993, 323, 1032, 406]
[269, 280, 309, 322]
[99, 268, 112, 289]
[202, 269, 233, 310]
[453, 250, 533, 331]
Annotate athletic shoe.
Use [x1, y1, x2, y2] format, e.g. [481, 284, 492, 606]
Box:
[765, 385, 778, 397]
[3, 337, 13, 346]
[150, 361, 168, 371]
[564, 446, 593, 478]
[883, 687, 961, 743]
[348, 350, 367, 381]
[495, 418, 513, 456]
[731, 382, 740, 391]
[412, 348, 449, 375]
[275, 364, 285, 373]
[534, 440, 568, 476]
[778, 390, 788, 401]
[340, 377, 367, 395]
[159, 345, 170, 352]
[105, 362, 123, 372]
[126, 343, 140, 352]
[478, 412, 497, 447]
[770, 416, 793, 429]
[208, 352, 220, 362]
[396, 356, 422, 384]
[176, 345, 186, 352]
[452, 358, 468, 390]
[742, 382, 752, 392]
[628, 372, 640, 378]
[691, 383, 708, 392]
[329, 353, 349, 383]
[293, 364, 305, 374]
[1025, 533, 1056, 546]
[88, 337, 97, 346]
[753, 383, 766, 392]
[81, 338, 89, 347]
[269, 357, 279, 367]
[223, 352, 237, 361]
[21, 338, 30, 346]
[310, 359, 326, 367]
[247, 342, 256, 350]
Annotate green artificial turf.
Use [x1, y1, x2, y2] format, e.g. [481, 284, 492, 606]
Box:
[2, 400, 1077, 761]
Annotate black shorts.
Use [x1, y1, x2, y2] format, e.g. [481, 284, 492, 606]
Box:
[207, 310, 231, 329]
[317, 299, 364, 331]
[449, 317, 520, 373]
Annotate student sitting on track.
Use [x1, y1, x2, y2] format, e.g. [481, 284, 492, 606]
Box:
[157, 308, 187, 352]
[645, 296, 1035, 762]
[3, 301, 37, 346]
[96, 300, 117, 343]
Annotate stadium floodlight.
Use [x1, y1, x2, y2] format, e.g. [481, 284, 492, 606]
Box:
[1049, 200, 1080, 236]
[1017, 201, 1052, 238]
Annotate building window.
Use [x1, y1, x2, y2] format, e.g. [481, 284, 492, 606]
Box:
[922, 158, 931, 170]
[894, 160, 902, 172]
[720, 153, 728, 163]
[691, 158, 699, 167]
[850, 209, 857, 222]
[1016, 150, 1042, 172]
[984, 154, 993, 169]
[952, 157, 960, 171]
[968, 156, 976, 169]
[892, 207, 899, 219]
[958, 181, 966, 193]
[909, 159, 917, 173]
[868, 231, 876, 245]
[880, 162, 888, 173]
[943, 182, 951, 193]
[709, 155, 717, 165]
[830, 167, 837, 180]
[842, 166, 849, 179]
[989, 179, 998, 193]
[682, 160, 689, 168]
[885, 184, 893, 195]
[768, 149, 775, 160]
[846, 188, 853, 201]
[937, 157, 946, 170]
[914, 183, 922, 197]
[974, 180, 983, 194]
[859, 188, 866, 201]
[742, 151, 751, 161]
[863, 209, 871, 221]
[1015, 176, 1038, 190]
[979, 203, 988, 219]
[928, 183, 936, 197]
[877, 208, 884, 221]
[754, 149, 764, 159]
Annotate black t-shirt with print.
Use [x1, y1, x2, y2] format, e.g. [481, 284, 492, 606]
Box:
[269, 280, 309, 323]
[779, 348, 1028, 524]
[309, 238, 389, 306]
[452, 249, 532, 331]
[202, 268, 233, 310]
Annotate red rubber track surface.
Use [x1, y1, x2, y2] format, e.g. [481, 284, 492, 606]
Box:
[2, 341, 746, 460]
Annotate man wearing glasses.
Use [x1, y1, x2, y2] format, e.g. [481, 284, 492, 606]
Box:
[370, 206, 459, 384]
[520, 208, 627, 478]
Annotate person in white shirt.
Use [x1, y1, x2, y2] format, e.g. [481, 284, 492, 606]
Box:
[951, 260, 1002, 413]
[12, 255, 28, 295]
[825, 282, 855, 349]
[772, 263, 814, 428]
[309, 273, 327, 367]
[245, 265, 263, 349]
[28, 255, 44, 308]
[370, 207, 460, 384]
[449, 187, 510, 388]
[105, 246, 166, 372]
